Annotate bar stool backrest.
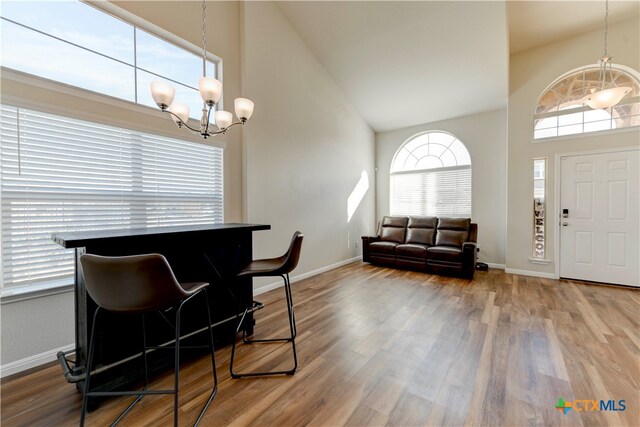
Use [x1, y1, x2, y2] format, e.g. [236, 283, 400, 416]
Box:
[279, 231, 304, 275]
[80, 253, 189, 313]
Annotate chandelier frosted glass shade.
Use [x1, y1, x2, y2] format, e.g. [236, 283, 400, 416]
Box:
[199, 77, 223, 105]
[169, 103, 190, 127]
[150, 81, 175, 109]
[214, 110, 233, 130]
[234, 98, 255, 121]
[582, 86, 631, 110]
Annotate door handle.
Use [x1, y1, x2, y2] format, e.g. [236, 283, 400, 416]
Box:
[562, 222, 568, 226]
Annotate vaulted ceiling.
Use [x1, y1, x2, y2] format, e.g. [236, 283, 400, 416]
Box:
[276, 1, 639, 133]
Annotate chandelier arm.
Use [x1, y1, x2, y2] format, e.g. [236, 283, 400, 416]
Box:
[202, 120, 245, 137]
[164, 110, 202, 133]
[221, 121, 245, 131]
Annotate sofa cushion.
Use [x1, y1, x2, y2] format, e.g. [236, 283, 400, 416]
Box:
[427, 246, 463, 263]
[380, 216, 408, 243]
[406, 216, 438, 246]
[369, 241, 398, 255]
[435, 217, 471, 247]
[396, 244, 428, 259]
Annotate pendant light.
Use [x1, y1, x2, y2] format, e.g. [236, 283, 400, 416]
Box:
[150, 0, 253, 138]
[581, 0, 631, 110]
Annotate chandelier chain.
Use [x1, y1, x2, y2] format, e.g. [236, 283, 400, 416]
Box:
[603, 0, 609, 57]
[202, 0, 207, 77]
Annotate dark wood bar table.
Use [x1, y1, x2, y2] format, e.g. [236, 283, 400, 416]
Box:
[52, 223, 269, 393]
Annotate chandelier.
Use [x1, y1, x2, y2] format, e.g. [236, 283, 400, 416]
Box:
[150, 0, 254, 139]
[581, 0, 631, 110]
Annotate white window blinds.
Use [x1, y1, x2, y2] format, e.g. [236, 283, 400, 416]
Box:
[390, 167, 471, 217]
[0, 104, 223, 295]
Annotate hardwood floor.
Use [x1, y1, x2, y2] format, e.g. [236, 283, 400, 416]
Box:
[2, 263, 639, 426]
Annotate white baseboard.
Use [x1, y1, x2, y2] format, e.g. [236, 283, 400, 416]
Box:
[254, 256, 362, 295]
[486, 262, 506, 269]
[0, 343, 74, 378]
[505, 268, 556, 279]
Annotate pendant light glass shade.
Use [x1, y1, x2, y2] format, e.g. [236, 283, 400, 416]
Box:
[234, 98, 255, 121]
[215, 110, 233, 130]
[199, 77, 223, 105]
[169, 103, 190, 126]
[582, 86, 631, 110]
[150, 81, 175, 109]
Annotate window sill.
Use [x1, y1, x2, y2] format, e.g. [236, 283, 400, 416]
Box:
[1, 281, 74, 305]
[528, 258, 551, 265]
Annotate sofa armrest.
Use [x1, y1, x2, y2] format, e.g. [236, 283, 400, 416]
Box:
[361, 235, 380, 263]
[462, 241, 477, 278]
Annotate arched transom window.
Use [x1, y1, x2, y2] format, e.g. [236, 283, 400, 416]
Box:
[390, 131, 471, 217]
[534, 65, 640, 139]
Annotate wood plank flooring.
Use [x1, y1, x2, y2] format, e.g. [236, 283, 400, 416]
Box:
[2, 263, 639, 426]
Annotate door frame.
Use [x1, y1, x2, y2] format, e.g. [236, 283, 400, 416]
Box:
[554, 145, 640, 280]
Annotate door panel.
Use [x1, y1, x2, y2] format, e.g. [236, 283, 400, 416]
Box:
[560, 149, 639, 287]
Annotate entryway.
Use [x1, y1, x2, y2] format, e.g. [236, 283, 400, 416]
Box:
[559, 148, 639, 287]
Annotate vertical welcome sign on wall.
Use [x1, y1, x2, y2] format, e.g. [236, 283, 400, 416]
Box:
[534, 199, 545, 258]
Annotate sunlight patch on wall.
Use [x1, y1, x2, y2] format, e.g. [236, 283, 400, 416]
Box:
[347, 170, 369, 222]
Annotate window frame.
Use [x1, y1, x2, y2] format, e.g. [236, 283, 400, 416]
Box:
[389, 130, 472, 217]
[532, 63, 640, 142]
[0, 0, 225, 118]
[0, 1, 229, 302]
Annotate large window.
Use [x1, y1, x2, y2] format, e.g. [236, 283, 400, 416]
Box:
[0, 105, 223, 297]
[0, 1, 218, 118]
[534, 65, 640, 139]
[390, 131, 471, 216]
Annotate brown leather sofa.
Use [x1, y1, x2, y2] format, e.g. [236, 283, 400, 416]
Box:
[362, 216, 478, 278]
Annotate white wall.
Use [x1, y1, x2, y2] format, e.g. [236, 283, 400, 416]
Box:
[376, 110, 507, 266]
[242, 2, 376, 284]
[507, 18, 640, 275]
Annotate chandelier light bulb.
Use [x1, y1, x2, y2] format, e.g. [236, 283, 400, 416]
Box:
[214, 110, 233, 130]
[234, 98, 255, 121]
[150, 81, 175, 109]
[199, 77, 222, 105]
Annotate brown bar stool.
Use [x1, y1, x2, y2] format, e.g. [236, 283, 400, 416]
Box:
[79, 254, 217, 427]
[230, 231, 304, 378]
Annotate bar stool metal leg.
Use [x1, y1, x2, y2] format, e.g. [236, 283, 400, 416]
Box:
[79, 290, 218, 426]
[80, 307, 100, 427]
[229, 274, 298, 378]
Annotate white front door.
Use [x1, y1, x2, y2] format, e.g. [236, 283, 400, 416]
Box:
[560, 149, 639, 287]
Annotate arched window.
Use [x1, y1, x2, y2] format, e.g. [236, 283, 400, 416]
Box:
[534, 65, 640, 139]
[390, 131, 471, 216]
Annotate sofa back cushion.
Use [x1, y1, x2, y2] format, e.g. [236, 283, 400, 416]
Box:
[406, 216, 438, 246]
[380, 216, 408, 243]
[435, 217, 471, 247]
